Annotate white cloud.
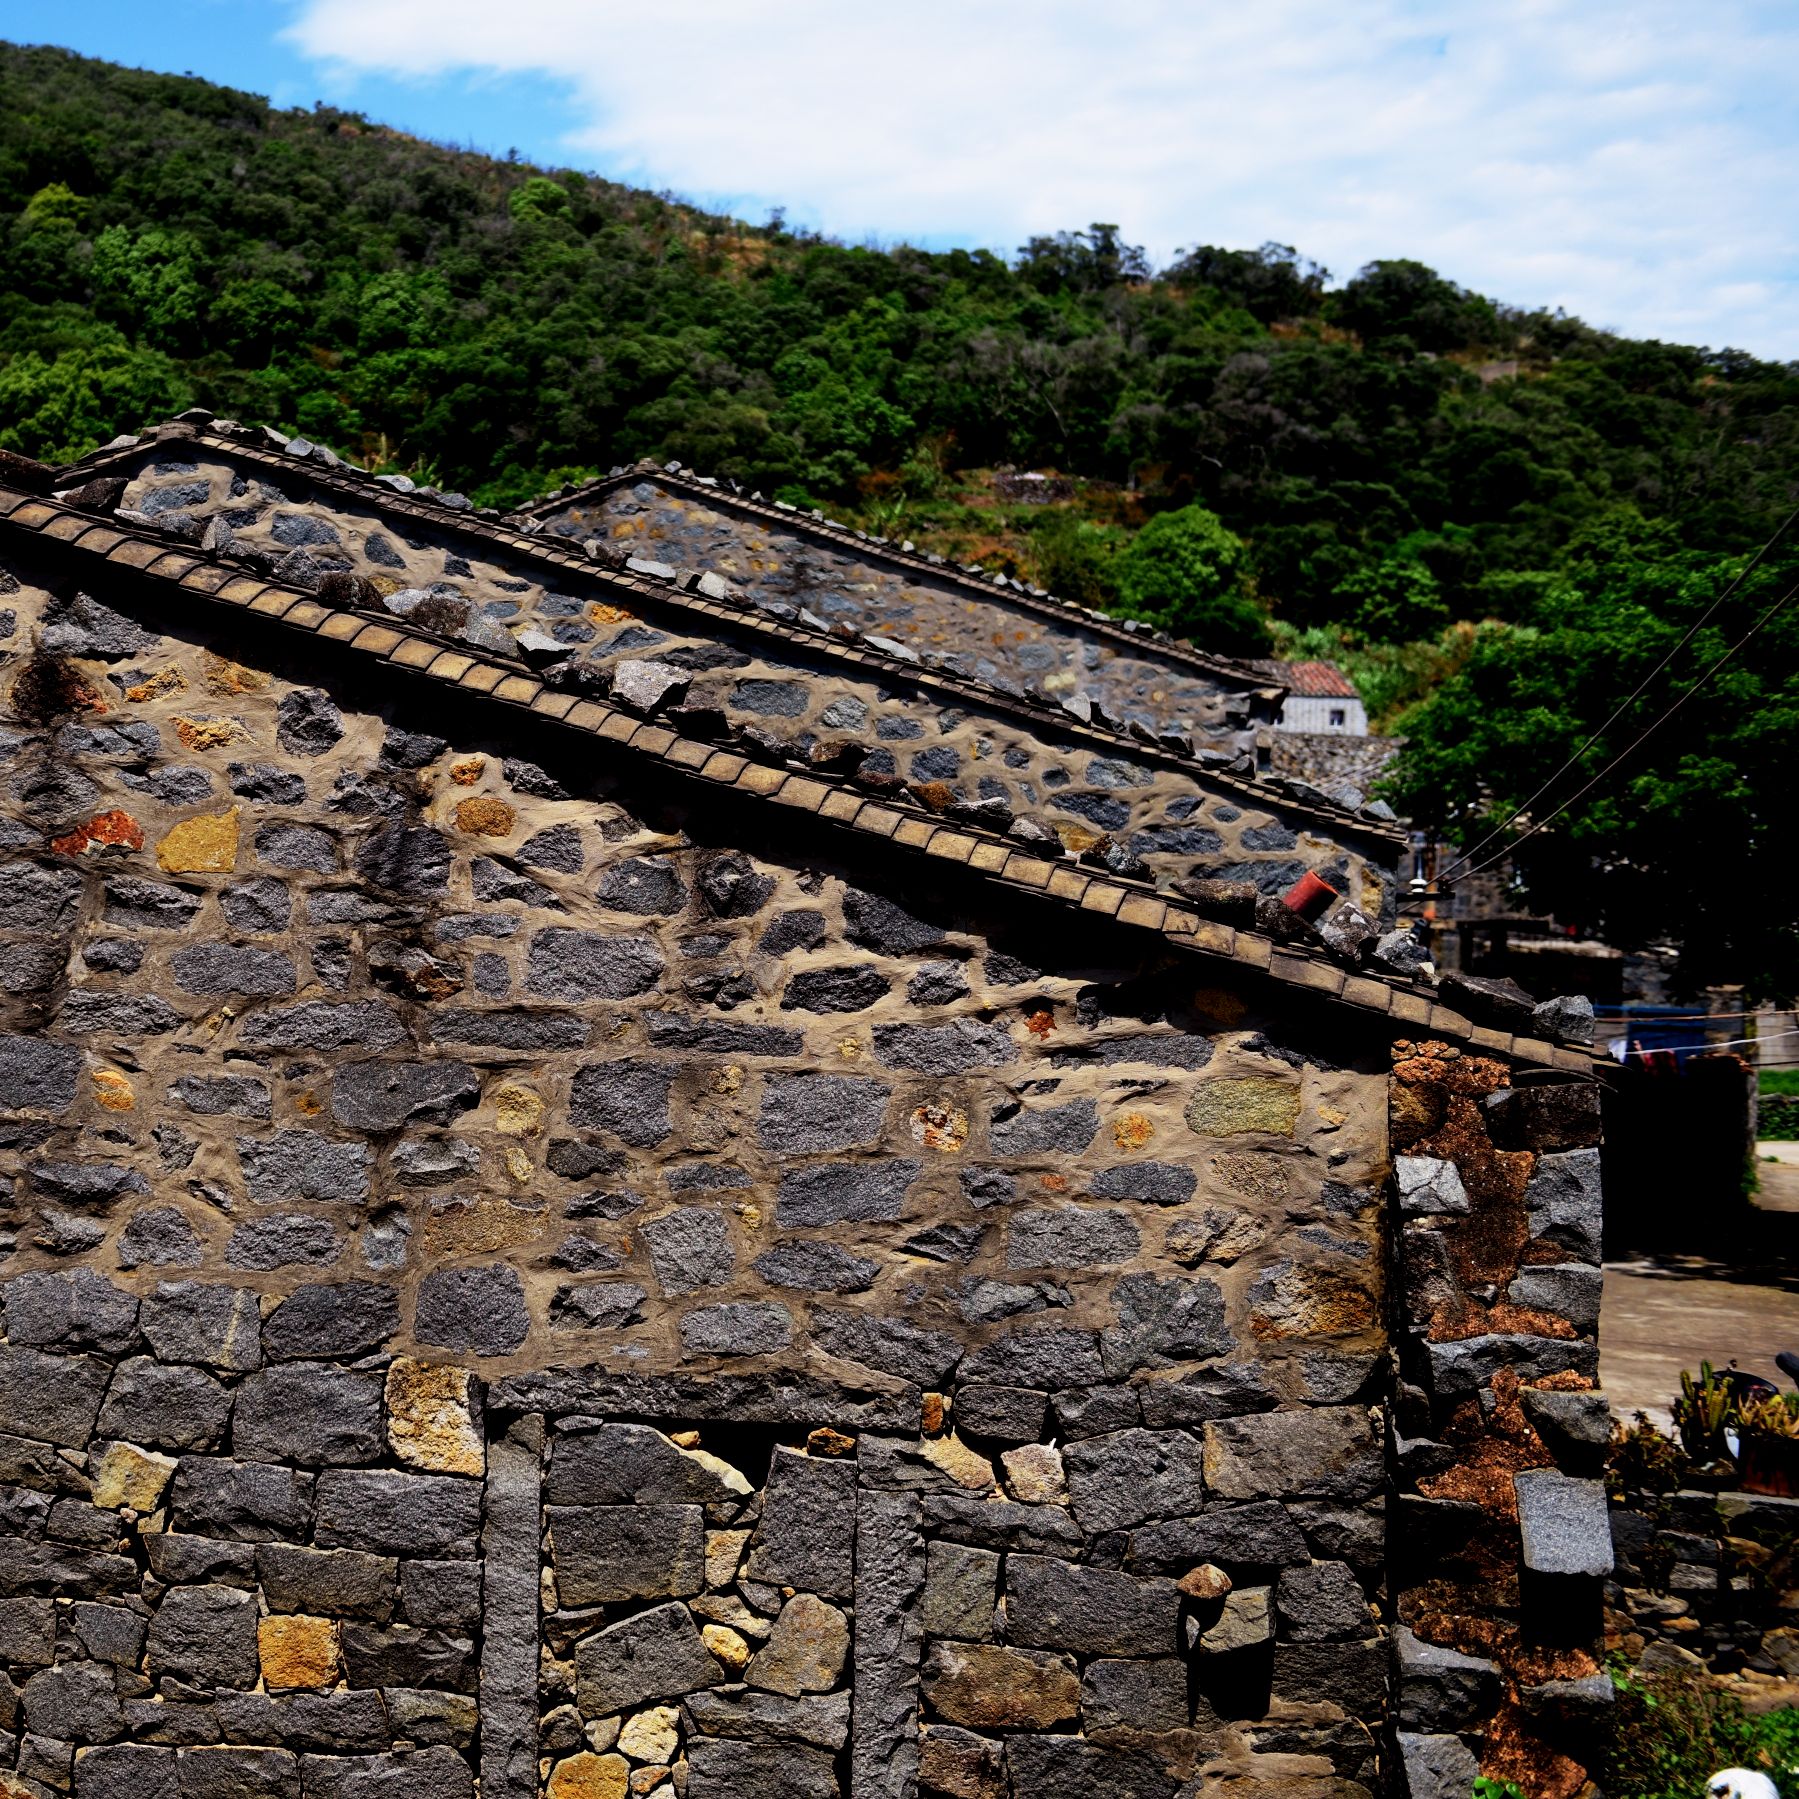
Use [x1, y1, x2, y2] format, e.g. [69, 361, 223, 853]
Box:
[285, 0, 1799, 356]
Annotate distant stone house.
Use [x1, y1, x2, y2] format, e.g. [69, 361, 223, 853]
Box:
[0, 418, 1612, 1799]
[1253, 660, 1368, 736]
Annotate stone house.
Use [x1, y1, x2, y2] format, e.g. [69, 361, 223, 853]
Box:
[0, 417, 1612, 1799]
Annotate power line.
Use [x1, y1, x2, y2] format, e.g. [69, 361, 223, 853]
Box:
[1444, 576, 1799, 887]
[1435, 503, 1799, 885]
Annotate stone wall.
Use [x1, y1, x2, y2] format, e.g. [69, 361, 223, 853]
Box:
[1387, 1046, 1612, 1799]
[1608, 1487, 1799, 1683]
[0, 555, 1405, 1795]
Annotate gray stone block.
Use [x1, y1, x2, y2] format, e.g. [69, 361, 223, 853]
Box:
[567, 1059, 673, 1146]
[1004, 1734, 1178, 1799]
[547, 1423, 752, 1507]
[173, 1746, 301, 1797]
[1423, 1333, 1599, 1399]
[72, 1744, 178, 1798]
[576, 1601, 723, 1715]
[0, 1345, 111, 1447]
[922, 1540, 999, 1639]
[1064, 1428, 1206, 1533]
[776, 1159, 919, 1226]
[683, 1688, 850, 1751]
[1088, 1162, 1198, 1206]
[1007, 1555, 1181, 1657]
[526, 928, 664, 1000]
[149, 1584, 260, 1689]
[415, 1266, 529, 1355]
[295, 1747, 473, 1797]
[754, 1238, 878, 1292]
[680, 1302, 792, 1357]
[330, 1061, 477, 1132]
[232, 1363, 383, 1466]
[1007, 1207, 1140, 1270]
[1396, 1156, 1470, 1215]
[23, 1659, 126, 1742]
[170, 1074, 272, 1119]
[227, 1215, 344, 1271]
[1275, 1559, 1370, 1642]
[1515, 1470, 1613, 1578]
[748, 1448, 857, 1599]
[757, 1072, 890, 1153]
[262, 1283, 398, 1361]
[549, 1504, 705, 1605]
[339, 1623, 475, 1693]
[1506, 1263, 1602, 1333]
[1204, 1408, 1382, 1503]
[873, 1020, 1014, 1072]
[1397, 1731, 1480, 1799]
[211, 1690, 391, 1753]
[171, 1457, 315, 1542]
[256, 1544, 396, 1622]
[1524, 1147, 1604, 1263]
[0, 1032, 82, 1111]
[990, 1098, 1099, 1154]
[238, 1000, 405, 1053]
[1393, 1627, 1501, 1732]
[98, 1358, 230, 1451]
[236, 1130, 371, 1205]
[1079, 1656, 1191, 1733]
[642, 1207, 737, 1295]
[401, 1561, 481, 1631]
[2, 1269, 140, 1354]
[811, 1308, 961, 1387]
[314, 1471, 482, 1557]
[960, 1327, 1103, 1389]
[117, 1207, 205, 1269]
[954, 1385, 1048, 1443]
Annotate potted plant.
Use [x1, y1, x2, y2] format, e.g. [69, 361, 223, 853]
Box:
[1672, 1362, 1740, 1466]
[1736, 1393, 1799, 1497]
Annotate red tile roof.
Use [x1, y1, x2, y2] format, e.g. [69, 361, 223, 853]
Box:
[1281, 660, 1361, 699]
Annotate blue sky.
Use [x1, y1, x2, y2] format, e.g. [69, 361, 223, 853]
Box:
[7, 0, 1798, 358]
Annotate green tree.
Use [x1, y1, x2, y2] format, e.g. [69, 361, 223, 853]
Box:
[1112, 506, 1271, 655]
[1336, 555, 1449, 641]
[1386, 536, 1799, 997]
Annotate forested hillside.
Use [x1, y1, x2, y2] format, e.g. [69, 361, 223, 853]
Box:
[3, 40, 1797, 991]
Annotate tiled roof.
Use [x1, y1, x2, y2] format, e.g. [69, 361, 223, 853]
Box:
[1253, 659, 1361, 699]
[0, 417, 1599, 1068]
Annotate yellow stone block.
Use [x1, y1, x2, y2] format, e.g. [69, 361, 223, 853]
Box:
[493, 1083, 544, 1137]
[547, 1752, 629, 1799]
[89, 1441, 176, 1511]
[1184, 1077, 1300, 1138]
[699, 1624, 749, 1673]
[617, 1707, 678, 1763]
[156, 807, 239, 873]
[258, 1614, 340, 1689]
[385, 1358, 485, 1476]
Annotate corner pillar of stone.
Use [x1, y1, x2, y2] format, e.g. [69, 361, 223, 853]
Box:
[481, 1412, 545, 1799]
[1385, 1043, 1614, 1799]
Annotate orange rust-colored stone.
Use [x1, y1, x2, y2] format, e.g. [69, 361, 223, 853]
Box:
[910, 1102, 968, 1152]
[588, 601, 638, 624]
[1024, 1010, 1056, 1039]
[909, 780, 954, 814]
[453, 794, 515, 836]
[91, 1070, 135, 1112]
[173, 714, 241, 750]
[1111, 1110, 1155, 1150]
[125, 666, 187, 702]
[919, 1393, 947, 1436]
[449, 756, 486, 785]
[51, 809, 143, 857]
[201, 651, 269, 695]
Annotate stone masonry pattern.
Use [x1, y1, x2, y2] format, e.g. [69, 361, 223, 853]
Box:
[0, 422, 1611, 1799]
